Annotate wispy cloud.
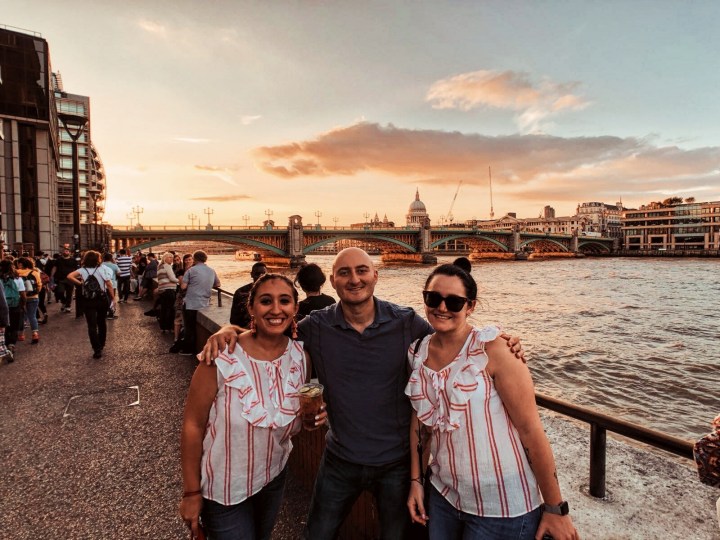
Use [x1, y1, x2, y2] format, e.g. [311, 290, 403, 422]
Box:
[194, 164, 239, 186]
[427, 70, 589, 133]
[174, 137, 211, 144]
[253, 121, 720, 205]
[190, 194, 252, 202]
[137, 19, 166, 35]
[241, 115, 262, 126]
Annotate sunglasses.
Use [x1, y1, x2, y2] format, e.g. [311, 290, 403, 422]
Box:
[422, 290, 469, 312]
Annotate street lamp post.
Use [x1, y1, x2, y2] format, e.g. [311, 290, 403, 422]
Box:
[88, 186, 101, 251]
[188, 213, 197, 229]
[242, 214, 250, 228]
[58, 113, 88, 255]
[204, 207, 214, 230]
[132, 205, 144, 229]
[264, 209, 274, 229]
[314, 210, 322, 228]
[333, 217, 339, 228]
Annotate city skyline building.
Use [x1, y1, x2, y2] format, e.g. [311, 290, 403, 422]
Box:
[406, 188, 429, 227]
[0, 25, 60, 254]
[52, 71, 107, 250]
[622, 200, 720, 251]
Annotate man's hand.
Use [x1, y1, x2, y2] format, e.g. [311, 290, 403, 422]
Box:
[199, 325, 242, 365]
[500, 332, 526, 363]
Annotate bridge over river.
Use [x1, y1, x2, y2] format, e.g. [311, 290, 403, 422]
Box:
[111, 215, 616, 266]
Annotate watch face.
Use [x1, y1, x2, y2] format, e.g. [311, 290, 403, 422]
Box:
[560, 501, 569, 515]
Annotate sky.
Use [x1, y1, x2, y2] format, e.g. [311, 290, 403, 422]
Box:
[4, 1, 720, 227]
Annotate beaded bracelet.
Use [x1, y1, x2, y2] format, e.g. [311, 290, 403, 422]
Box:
[182, 490, 202, 498]
[410, 477, 424, 486]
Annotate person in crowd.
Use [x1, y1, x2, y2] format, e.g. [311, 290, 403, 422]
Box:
[156, 252, 179, 334]
[172, 252, 183, 275]
[136, 252, 158, 300]
[170, 253, 193, 354]
[0, 282, 11, 363]
[102, 253, 120, 319]
[51, 246, 79, 313]
[115, 249, 133, 303]
[452, 256, 472, 274]
[179, 250, 220, 356]
[229, 262, 267, 328]
[44, 253, 58, 305]
[0, 259, 24, 362]
[133, 253, 148, 300]
[294, 263, 335, 322]
[180, 273, 326, 539]
[406, 263, 578, 540]
[67, 250, 115, 359]
[16, 257, 42, 345]
[201, 248, 524, 539]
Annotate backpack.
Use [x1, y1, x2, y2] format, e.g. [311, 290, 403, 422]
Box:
[2, 277, 20, 308]
[40, 271, 50, 285]
[82, 269, 104, 301]
[23, 272, 40, 296]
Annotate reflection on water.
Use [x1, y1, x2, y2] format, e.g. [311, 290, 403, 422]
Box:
[207, 254, 719, 440]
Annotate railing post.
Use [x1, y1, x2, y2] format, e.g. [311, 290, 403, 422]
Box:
[217, 289, 222, 308]
[589, 423, 606, 498]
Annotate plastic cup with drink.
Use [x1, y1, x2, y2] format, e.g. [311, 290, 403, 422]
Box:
[298, 382, 324, 429]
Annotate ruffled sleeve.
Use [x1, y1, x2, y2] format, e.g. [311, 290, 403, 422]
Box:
[214, 341, 306, 428]
[405, 325, 501, 432]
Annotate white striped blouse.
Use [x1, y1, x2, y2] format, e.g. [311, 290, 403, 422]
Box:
[405, 326, 542, 518]
[201, 340, 305, 505]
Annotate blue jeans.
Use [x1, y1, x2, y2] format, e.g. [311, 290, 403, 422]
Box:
[304, 450, 410, 540]
[427, 484, 541, 539]
[201, 466, 287, 540]
[24, 297, 39, 332]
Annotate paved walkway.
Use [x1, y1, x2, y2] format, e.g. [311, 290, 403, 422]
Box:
[0, 298, 306, 539]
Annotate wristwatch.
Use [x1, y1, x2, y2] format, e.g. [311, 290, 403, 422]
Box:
[542, 501, 570, 516]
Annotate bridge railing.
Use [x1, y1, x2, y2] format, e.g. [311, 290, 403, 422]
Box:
[535, 392, 694, 498]
[214, 287, 234, 308]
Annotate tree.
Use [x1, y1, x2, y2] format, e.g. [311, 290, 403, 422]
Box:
[662, 196, 683, 207]
[684, 196, 696, 203]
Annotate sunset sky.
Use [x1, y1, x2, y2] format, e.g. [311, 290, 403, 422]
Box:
[5, 1, 720, 227]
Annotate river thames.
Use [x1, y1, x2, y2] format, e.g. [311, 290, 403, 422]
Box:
[206, 254, 719, 441]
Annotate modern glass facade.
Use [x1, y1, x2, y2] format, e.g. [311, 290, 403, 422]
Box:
[0, 26, 60, 254]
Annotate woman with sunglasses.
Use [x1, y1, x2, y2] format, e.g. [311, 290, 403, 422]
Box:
[179, 274, 327, 539]
[406, 264, 579, 540]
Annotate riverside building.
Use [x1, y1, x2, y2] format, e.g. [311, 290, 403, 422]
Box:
[0, 26, 61, 253]
[622, 201, 720, 251]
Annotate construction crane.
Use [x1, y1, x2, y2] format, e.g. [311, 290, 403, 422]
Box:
[446, 180, 463, 224]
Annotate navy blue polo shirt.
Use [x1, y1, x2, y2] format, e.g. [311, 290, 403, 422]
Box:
[298, 298, 433, 465]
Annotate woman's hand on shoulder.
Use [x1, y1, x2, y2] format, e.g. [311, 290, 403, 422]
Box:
[198, 325, 242, 365]
[535, 512, 579, 540]
[499, 331, 527, 363]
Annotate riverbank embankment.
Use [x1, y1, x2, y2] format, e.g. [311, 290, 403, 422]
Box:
[0, 297, 717, 539]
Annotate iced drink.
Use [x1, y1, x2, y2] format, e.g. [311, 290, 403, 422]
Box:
[298, 383, 324, 429]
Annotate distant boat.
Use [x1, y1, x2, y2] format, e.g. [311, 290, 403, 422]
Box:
[235, 250, 262, 261]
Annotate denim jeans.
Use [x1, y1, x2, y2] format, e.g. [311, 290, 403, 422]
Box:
[24, 297, 39, 332]
[117, 275, 131, 302]
[201, 466, 287, 540]
[304, 450, 411, 540]
[427, 484, 541, 540]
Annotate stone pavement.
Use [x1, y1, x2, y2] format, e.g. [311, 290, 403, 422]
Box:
[0, 298, 306, 539]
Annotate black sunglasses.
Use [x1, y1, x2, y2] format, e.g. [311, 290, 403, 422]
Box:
[422, 290, 469, 312]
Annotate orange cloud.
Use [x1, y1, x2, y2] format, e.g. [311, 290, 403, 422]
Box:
[253, 122, 720, 205]
[426, 70, 589, 132]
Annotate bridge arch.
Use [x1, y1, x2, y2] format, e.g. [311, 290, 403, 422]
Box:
[430, 234, 509, 252]
[303, 234, 417, 254]
[578, 241, 612, 253]
[128, 235, 287, 256]
[517, 238, 569, 252]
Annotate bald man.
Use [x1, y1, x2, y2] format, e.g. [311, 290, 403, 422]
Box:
[201, 248, 523, 539]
